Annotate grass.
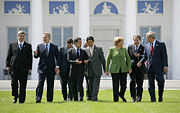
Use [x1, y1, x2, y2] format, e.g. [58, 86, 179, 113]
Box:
[0, 90, 180, 113]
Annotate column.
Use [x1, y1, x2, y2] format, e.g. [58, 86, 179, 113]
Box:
[31, 0, 43, 80]
[78, 0, 90, 44]
[172, 0, 180, 80]
[125, 0, 137, 47]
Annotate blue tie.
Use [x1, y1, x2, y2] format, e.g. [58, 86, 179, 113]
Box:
[20, 43, 23, 50]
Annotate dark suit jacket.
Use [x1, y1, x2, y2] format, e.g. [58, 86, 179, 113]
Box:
[59, 47, 70, 71]
[128, 44, 145, 69]
[85, 45, 105, 76]
[141, 40, 168, 73]
[67, 48, 89, 75]
[6, 41, 32, 74]
[34, 43, 60, 75]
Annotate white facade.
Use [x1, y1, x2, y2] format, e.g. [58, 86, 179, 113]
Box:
[0, 0, 179, 80]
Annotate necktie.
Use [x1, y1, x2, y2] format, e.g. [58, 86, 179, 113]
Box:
[91, 47, 93, 56]
[19, 43, 23, 50]
[151, 43, 154, 55]
[135, 46, 138, 53]
[45, 44, 48, 56]
[77, 48, 80, 58]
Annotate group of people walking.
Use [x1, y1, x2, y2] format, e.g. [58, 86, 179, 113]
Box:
[6, 30, 168, 104]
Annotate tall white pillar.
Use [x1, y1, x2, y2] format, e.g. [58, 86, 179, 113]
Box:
[31, 0, 43, 80]
[78, 0, 90, 44]
[172, 0, 180, 80]
[125, 0, 137, 47]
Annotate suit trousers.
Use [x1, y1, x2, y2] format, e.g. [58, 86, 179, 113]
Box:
[36, 69, 55, 102]
[60, 68, 72, 100]
[147, 65, 165, 101]
[11, 70, 28, 103]
[130, 65, 144, 100]
[111, 70, 127, 102]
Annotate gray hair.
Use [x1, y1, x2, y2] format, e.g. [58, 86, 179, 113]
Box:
[43, 32, 51, 39]
[146, 31, 156, 39]
[17, 31, 26, 36]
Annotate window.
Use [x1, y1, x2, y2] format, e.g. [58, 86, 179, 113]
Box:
[8, 27, 29, 45]
[140, 26, 161, 45]
[52, 27, 73, 47]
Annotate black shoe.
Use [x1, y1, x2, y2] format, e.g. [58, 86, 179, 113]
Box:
[79, 98, 83, 101]
[159, 98, 163, 102]
[19, 101, 24, 104]
[13, 97, 18, 103]
[119, 95, 127, 102]
[151, 100, 156, 102]
[68, 98, 72, 101]
[132, 98, 136, 102]
[47, 100, 52, 103]
[36, 100, 41, 103]
[137, 97, 141, 102]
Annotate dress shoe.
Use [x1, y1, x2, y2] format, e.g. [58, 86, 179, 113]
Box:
[132, 98, 136, 102]
[151, 100, 156, 102]
[119, 95, 127, 102]
[137, 97, 141, 102]
[13, 97, 18, 103]
[36, 100, 41, 103]
[159, 98, 163, 102]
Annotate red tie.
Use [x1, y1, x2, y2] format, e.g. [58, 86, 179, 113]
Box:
[151, 43, 154, 55]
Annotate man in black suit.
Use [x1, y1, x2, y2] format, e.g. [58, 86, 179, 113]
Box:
[85, 36, 105, 101]
[128, 35, 145, 102]
[6, 31, 32, 103]
[138, 31, 168, 102]
[34, 32, 60, 103]
[67, 37, 89, 101]
[59, 39, 73, 101]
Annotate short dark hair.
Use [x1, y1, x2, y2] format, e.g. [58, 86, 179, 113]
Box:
[133, 35, 141, 40]
[86, 36, 94, 42]
[74, 37, 81, 43]
[66, 38, 73, 44]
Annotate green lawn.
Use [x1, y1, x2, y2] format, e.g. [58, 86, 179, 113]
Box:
[0, 90, 180, 113]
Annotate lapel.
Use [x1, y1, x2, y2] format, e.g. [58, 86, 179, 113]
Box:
[147, 43, 152, 57]
[64, 47, 68, 55]
[93, 45, 97, 57]
[132, 45, 135, 53]
[153, 40, 158, 56]
[87, 46, 92, 57]
[137, 44, 143, 53]
[15, 41, 20, 52]
[21, 41, 27, 52]
[48, 43, 52, 57]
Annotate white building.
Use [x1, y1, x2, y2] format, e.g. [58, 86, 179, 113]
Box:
[0, 0, 180, 80]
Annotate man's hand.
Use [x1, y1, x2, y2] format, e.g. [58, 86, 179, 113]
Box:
[76, 59, 82, 64]
[129, 69, 132, 74]
[137, 61, 141, 67]
[164, 66, 168, 73]
[34, 50, 38, 56]
[6, 67, 10, 72]
[84, 60, 89, 64]
[28, 70, 32, 75]
[57, 70, 61, 75]
[55, 67, 59, 73]
[134, 53, 140, 57]
[105, 71, 109, 76]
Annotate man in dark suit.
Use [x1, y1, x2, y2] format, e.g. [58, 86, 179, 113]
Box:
[137, 31, 168, 102]
[85, 36, 105, 101]
[128, 35, 145, 102]
[59, 39, 73, 101]
[34, 32, 60, 103]
[67, 37, 89, 101]
[6, 31, 32, 103]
